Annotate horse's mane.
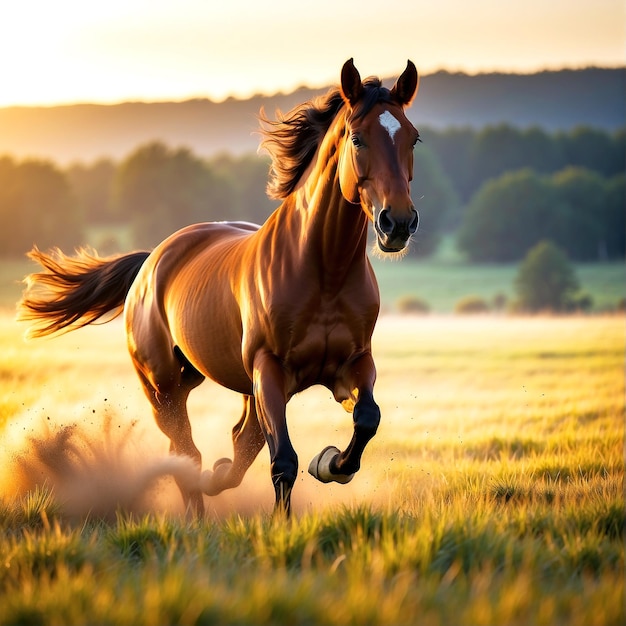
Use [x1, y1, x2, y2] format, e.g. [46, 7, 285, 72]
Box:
[259, 77, 394, 200]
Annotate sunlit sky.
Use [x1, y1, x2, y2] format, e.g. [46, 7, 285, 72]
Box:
[1, 0, 624, 107]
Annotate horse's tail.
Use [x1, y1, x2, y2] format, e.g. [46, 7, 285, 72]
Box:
[18, 246, 150, 338]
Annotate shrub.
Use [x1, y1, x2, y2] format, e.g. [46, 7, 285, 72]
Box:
[514, 241, 580, 312]
[454, 296, 490, 314]
[492, 292, 508, 311]
[568, 293, 594, 313]
[396, 295, 430, 315]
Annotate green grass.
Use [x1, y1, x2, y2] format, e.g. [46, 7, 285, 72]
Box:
[0, 314, 623, 625]
[371, 258, 625, 312]
[2, 255, 625, 313]
[1, 485, 623, 626]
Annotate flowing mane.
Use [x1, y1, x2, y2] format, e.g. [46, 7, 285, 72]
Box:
[260, 77, 394, 200]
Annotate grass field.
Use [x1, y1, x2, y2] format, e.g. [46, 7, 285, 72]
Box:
[0, 312, 623, 625]
[2, 256, 624, 313]
[371, 258, 626, 312]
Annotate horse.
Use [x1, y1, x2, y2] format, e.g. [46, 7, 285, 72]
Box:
[19, 59, 420, 516]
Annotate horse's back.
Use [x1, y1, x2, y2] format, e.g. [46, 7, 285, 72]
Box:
[125, 221, 261, 395]
[163, 221, 260, 251]
[142, 220, 259, 280]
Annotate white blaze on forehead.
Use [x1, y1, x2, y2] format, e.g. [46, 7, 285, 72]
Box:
[378, 110, 401, 143]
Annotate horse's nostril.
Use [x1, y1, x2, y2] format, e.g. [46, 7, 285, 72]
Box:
[378, 208, 394, 235]
[409, 209, 419, 234]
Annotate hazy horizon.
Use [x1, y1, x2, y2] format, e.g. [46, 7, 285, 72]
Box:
[2, 63, 624, 110]
[3, 0, 624, 108]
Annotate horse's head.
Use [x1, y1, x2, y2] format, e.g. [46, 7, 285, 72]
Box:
[338, 59, 420, 254]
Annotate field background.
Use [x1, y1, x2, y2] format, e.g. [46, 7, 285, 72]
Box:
[2, 255, 625, 313]
[0, 257, 623, 625]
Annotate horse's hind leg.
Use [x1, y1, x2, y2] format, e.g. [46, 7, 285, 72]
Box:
[133, 348, 206, 515]
[200, 395, 265, 496]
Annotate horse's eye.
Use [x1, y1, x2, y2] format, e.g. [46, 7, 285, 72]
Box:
[351, 133, 364, 148]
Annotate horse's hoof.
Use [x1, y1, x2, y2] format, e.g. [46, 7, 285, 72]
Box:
[308, 446, 355, 484]
[213, 457, 232, 470]
[200, 459, 233, 495]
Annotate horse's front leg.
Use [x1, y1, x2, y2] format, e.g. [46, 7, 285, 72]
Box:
[309, 353, 380, 484]
[252, 351, 298, 516]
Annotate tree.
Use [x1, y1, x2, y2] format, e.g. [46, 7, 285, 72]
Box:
[556, 126, 624, 178]
[550, 167, 606, 260]
[520, 127, 565, 174]
[422, 125, 624, 206]
[0, 157, 83, 257]
[457, 169, 566, 262]
[514, 241, 580, 312]
[461, 125, 563, 202]
[66, 159, 116, 224]
[114, 143, 231, 248]
[602, 174, 625, 260]
[464, 125, 525, 201]
[408, 144, 459, 257]
[210, 153, 277, 224]
[420, 127, 474, 202]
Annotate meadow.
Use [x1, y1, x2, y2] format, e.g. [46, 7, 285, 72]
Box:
[370, 258, 626, 313]
[2, 256, 625, 313]
[0, 308, 623, 625]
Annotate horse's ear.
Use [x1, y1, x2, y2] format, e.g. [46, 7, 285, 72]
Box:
[341, 58, 364, 106]
[390, 60, 419, 106]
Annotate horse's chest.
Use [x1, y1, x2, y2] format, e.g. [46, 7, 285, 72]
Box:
[283, 307, 372, 388]
[291, 319, 352, 362]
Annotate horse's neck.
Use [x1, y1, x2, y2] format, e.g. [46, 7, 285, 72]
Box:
[290, 132, 370, 278]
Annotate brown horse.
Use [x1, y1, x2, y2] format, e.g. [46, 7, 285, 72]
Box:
[19, 59, 420, 515]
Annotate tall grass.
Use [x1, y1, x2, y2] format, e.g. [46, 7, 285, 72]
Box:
[0, 314, 623, 625]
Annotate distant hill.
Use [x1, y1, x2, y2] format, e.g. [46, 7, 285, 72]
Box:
[0, 68, 623, 164]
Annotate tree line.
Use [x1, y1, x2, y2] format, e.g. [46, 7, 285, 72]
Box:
[457, 167, 624, 261]
[0, 124, 623, 261]
[422, 124, 625, 202]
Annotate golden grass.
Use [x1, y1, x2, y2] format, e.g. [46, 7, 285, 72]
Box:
[0, 312, 623, 625]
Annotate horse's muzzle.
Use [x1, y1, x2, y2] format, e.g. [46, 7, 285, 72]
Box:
[374, 207, 419, 252]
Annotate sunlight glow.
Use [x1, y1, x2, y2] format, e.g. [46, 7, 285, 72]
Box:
[1, 0, 624, 106]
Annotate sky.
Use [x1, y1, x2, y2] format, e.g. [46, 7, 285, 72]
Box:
[1, 0, 624, 107]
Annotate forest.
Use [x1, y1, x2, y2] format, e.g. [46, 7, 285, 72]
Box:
[0, 123, 623, 262]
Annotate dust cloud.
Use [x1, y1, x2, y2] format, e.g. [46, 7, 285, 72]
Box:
[0, 385, 384, 521]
